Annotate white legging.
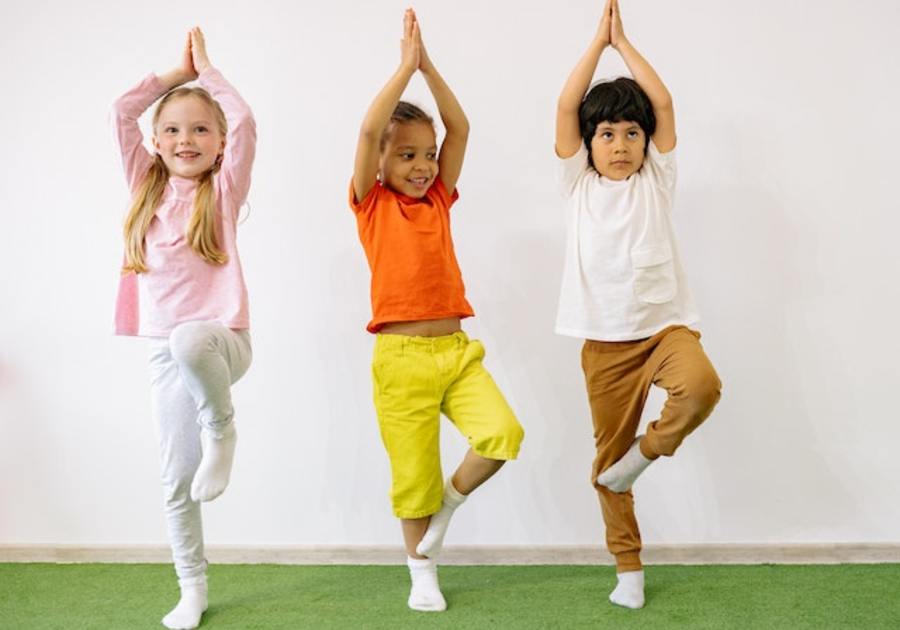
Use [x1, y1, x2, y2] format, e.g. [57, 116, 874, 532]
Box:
[148, 321, 252, 586]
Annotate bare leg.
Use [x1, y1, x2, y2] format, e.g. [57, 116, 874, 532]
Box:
[402, 517, 446, 612]
[451, 448, 505, 494]
[417, 449, 505, 558]
[401, 517, 430, 559]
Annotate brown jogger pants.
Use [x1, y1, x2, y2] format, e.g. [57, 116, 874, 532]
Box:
[582, 325, 722, 572]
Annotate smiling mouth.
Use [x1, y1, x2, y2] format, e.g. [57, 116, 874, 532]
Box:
[176, 152, 200, 159]
[408, 176, 430, 187]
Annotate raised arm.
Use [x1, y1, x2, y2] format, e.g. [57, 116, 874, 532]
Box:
[414, 10, 468, 196]
[191, 27, 257, 205]
[610, 0, 675, 152]
[556, 0, 612, 159]
[352, 10, 419, 203]
[112, 31, 196, 192]
[158, 30, 199, 91]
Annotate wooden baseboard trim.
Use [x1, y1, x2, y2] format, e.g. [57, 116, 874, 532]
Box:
[1, 543, 897, 565]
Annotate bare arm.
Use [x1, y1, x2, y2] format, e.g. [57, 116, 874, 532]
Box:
[556, 0, 612, 159]
[415, 11, 468, 196]
[610, 0, 675, 152]
[352, 10, 419, 203]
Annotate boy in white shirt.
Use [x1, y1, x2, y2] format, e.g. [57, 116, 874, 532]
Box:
[555, 0, 722, 610]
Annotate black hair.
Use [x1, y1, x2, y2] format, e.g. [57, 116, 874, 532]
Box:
[579, 77, 655, 170]
[380, 101, 435, 150]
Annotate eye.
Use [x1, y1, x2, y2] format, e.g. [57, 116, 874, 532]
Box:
[194, 126, 208, 133]
[426, 152, 437, 160]
[400, 152, 414, 160]
[164, 126, 178, 134]
[627, 130, 640, 139]
[601, 131, 613, 140]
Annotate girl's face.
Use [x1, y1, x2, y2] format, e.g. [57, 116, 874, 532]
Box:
[153, 95, 225, 179]
[590, 120, 646, 180]
[379, 121, 438, 198]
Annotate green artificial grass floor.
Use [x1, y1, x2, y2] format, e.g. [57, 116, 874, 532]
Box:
[1, 563, 897, 629]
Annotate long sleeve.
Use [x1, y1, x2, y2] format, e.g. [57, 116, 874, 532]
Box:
[110, 74, 167, 194]
[198, 67, 256, 212]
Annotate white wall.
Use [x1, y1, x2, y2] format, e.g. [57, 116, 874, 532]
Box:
[1, 0, 898, 548]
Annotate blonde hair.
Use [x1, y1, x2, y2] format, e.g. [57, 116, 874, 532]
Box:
[122, 87, 228, 274]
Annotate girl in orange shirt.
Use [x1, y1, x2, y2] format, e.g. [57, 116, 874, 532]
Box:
[350, 8, 524, 612]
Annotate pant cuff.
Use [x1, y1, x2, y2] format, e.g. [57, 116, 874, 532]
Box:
[638, 436, 659, 461]
[178, 573, 208, 589]
[394, 502, 443, 519]
[615, 550, 642, 572]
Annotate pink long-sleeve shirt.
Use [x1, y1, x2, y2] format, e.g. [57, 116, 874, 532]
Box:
[111, 68, 255, 337]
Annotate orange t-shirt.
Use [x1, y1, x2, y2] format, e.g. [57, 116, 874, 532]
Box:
[350, 178, 475, 333]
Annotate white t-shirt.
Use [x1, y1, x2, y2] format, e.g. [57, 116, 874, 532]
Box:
[555, 141, 699, 341]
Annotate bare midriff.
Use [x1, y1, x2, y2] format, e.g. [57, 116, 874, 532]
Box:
[378, 316, 462, 338]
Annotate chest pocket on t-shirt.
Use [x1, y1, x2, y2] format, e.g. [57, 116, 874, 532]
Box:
[630, 243, 677, 304]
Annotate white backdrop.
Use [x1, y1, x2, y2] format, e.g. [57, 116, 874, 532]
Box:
[1, 0, 898, 549]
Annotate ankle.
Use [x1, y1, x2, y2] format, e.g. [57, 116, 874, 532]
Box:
[444, 478, 467, 507]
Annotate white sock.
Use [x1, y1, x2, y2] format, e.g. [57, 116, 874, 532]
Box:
[596, 436, 653, 493]
[407, 556, 447, 612]
[415, 479, 467, 558]
[162, 582, 208, 629]
[190, 424, 237, 502]
[609, 569, 644, 609]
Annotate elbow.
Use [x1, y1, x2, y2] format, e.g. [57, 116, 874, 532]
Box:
[229, 114, 256, 143]
[655, 96, 674, 114]
[229, 103, 256, 128]
[442, 113, 469, 141]
[557, 100, 579, 118]
[359, 126, 383, 145]
[110, 98, 130, 121]
[454, 118, 470, 140]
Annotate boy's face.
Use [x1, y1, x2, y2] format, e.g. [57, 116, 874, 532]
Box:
[590, 120, 646, 180]
[153, 95, 225, 179]
[379, 121, 439, 198]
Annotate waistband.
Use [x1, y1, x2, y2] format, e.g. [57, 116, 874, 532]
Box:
[583, 325, 696, 353]
[375, 330, 469, 352]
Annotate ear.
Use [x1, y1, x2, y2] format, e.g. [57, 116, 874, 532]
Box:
[152, 136, 161, 152]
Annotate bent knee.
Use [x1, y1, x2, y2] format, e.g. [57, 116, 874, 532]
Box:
[169, 322, 216, 366]
[474, 418, 524, 460]
[682, 371, 722, 419]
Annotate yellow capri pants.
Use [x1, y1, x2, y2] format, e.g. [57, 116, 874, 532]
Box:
[372, 331, 524, 519]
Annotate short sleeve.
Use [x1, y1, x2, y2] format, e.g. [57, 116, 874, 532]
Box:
[643, 140, 677, 193]
[557, 143, 591, 197]
[349, 179, 381, 215]
[427, 177, 459, 210]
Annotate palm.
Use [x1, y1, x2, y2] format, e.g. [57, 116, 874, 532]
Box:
[416, 27, 432, 71]
[610, 0, 626, 48]
[180, 32, 198, 81]
[400, 10, 419, 70]
[191, 28, 211, 73]
[596, 0, 612, 45]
